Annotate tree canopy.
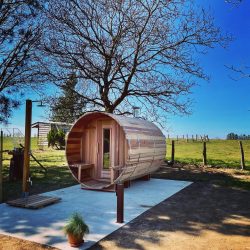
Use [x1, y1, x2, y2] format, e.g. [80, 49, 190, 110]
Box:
[38, 0, 229, 123]
[49, 73, 85, 123]
[0, 0, 230, 124]
[0, 0, 41, 123]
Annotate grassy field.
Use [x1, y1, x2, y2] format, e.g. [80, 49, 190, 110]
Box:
[1, 137, 250, 201]
[1, 137, 77, 201]
[166, 139, 250, 169]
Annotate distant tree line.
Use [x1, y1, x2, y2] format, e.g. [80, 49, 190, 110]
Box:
[226, 133, 250, 140]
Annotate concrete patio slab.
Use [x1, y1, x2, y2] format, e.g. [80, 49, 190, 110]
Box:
[0, 179, 191, 249]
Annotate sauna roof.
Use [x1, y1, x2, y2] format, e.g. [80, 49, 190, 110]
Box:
[32, 121, 73, 128]
[72, 112, 165, 138]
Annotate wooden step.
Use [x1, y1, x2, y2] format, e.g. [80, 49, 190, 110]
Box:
[7, 195, 61, 209]
[81, 179, 115, 192]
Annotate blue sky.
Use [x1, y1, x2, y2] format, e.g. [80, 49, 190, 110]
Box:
[167, 0, 250, 138]
[4, 1, 250, 138]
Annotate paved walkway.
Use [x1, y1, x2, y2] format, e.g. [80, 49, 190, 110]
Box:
[0, 179, 191, 250]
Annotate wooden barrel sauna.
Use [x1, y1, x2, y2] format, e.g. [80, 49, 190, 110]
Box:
[66, 112, 166, 190]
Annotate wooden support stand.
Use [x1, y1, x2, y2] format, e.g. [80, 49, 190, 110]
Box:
[138, 174, 151, 181]
[116, 183, 124, 223]
[124, 180, 131, 188]
[22, 100, 32, 197]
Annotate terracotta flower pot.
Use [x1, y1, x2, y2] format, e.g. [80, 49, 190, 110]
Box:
[67, 233, 84, 247]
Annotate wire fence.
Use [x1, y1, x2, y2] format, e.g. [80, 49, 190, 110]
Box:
[166, 138, 250, 170]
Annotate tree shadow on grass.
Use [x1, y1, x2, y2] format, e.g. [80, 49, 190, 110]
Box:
[152, 164, 250, 190]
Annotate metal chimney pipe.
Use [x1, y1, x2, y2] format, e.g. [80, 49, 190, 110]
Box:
[132, 106, 140, 118]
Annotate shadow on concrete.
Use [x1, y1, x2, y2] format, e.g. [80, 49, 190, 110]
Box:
[0, 203, 68, 246]
[89, 172, 250, 250]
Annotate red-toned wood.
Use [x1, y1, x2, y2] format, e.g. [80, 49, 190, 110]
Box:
[116, 183, 124, 223]
[65, 112, 166, 189]
[124, 180, 131, 188]
[138, 174, 151, 181]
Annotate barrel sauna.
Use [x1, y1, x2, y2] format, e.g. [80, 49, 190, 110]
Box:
[66, 112, 166, 190]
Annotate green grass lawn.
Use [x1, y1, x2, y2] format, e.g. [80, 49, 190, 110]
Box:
[166, 139, 250, 169]
[1, 137, 77, 201]
[1, 137, 250, 201]
[165, 139, 250, 191]
[2, 136, 39, 150]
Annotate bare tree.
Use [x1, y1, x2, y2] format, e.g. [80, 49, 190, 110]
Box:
[225, 0, 249, 80]
[225, 0, 242, 5]
[39, 0, 229, 123]
[226, 64, 250, 80]
[0, 0, 42, 123]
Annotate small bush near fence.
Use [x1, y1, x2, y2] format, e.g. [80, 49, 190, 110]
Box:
[166, 139, 250, 169]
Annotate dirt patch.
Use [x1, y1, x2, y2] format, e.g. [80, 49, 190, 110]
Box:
[0, 234, 58, 250]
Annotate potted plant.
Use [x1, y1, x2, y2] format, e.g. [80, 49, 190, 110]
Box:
[63, 212, 89, 247]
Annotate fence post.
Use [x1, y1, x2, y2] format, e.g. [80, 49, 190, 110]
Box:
[0, 130, 3, 203]
[203, 141, 207, 166]
[239, 141, 245, 170]
[171, 140, 175, 164]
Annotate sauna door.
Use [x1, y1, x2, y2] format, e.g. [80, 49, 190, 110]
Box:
[98, 124, 113, 179]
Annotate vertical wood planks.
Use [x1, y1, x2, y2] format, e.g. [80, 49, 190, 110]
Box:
[66, 112, 166, 188]
[22, 100, 32, 195]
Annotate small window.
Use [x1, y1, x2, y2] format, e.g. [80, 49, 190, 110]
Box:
[103, 129, 110, 169]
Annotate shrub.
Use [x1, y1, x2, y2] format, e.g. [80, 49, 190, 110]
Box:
[56, 129, 66, 149]
[47, 129, 57, 148]
[63, 212, 89, 238]
[47, 128, 66, 149]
